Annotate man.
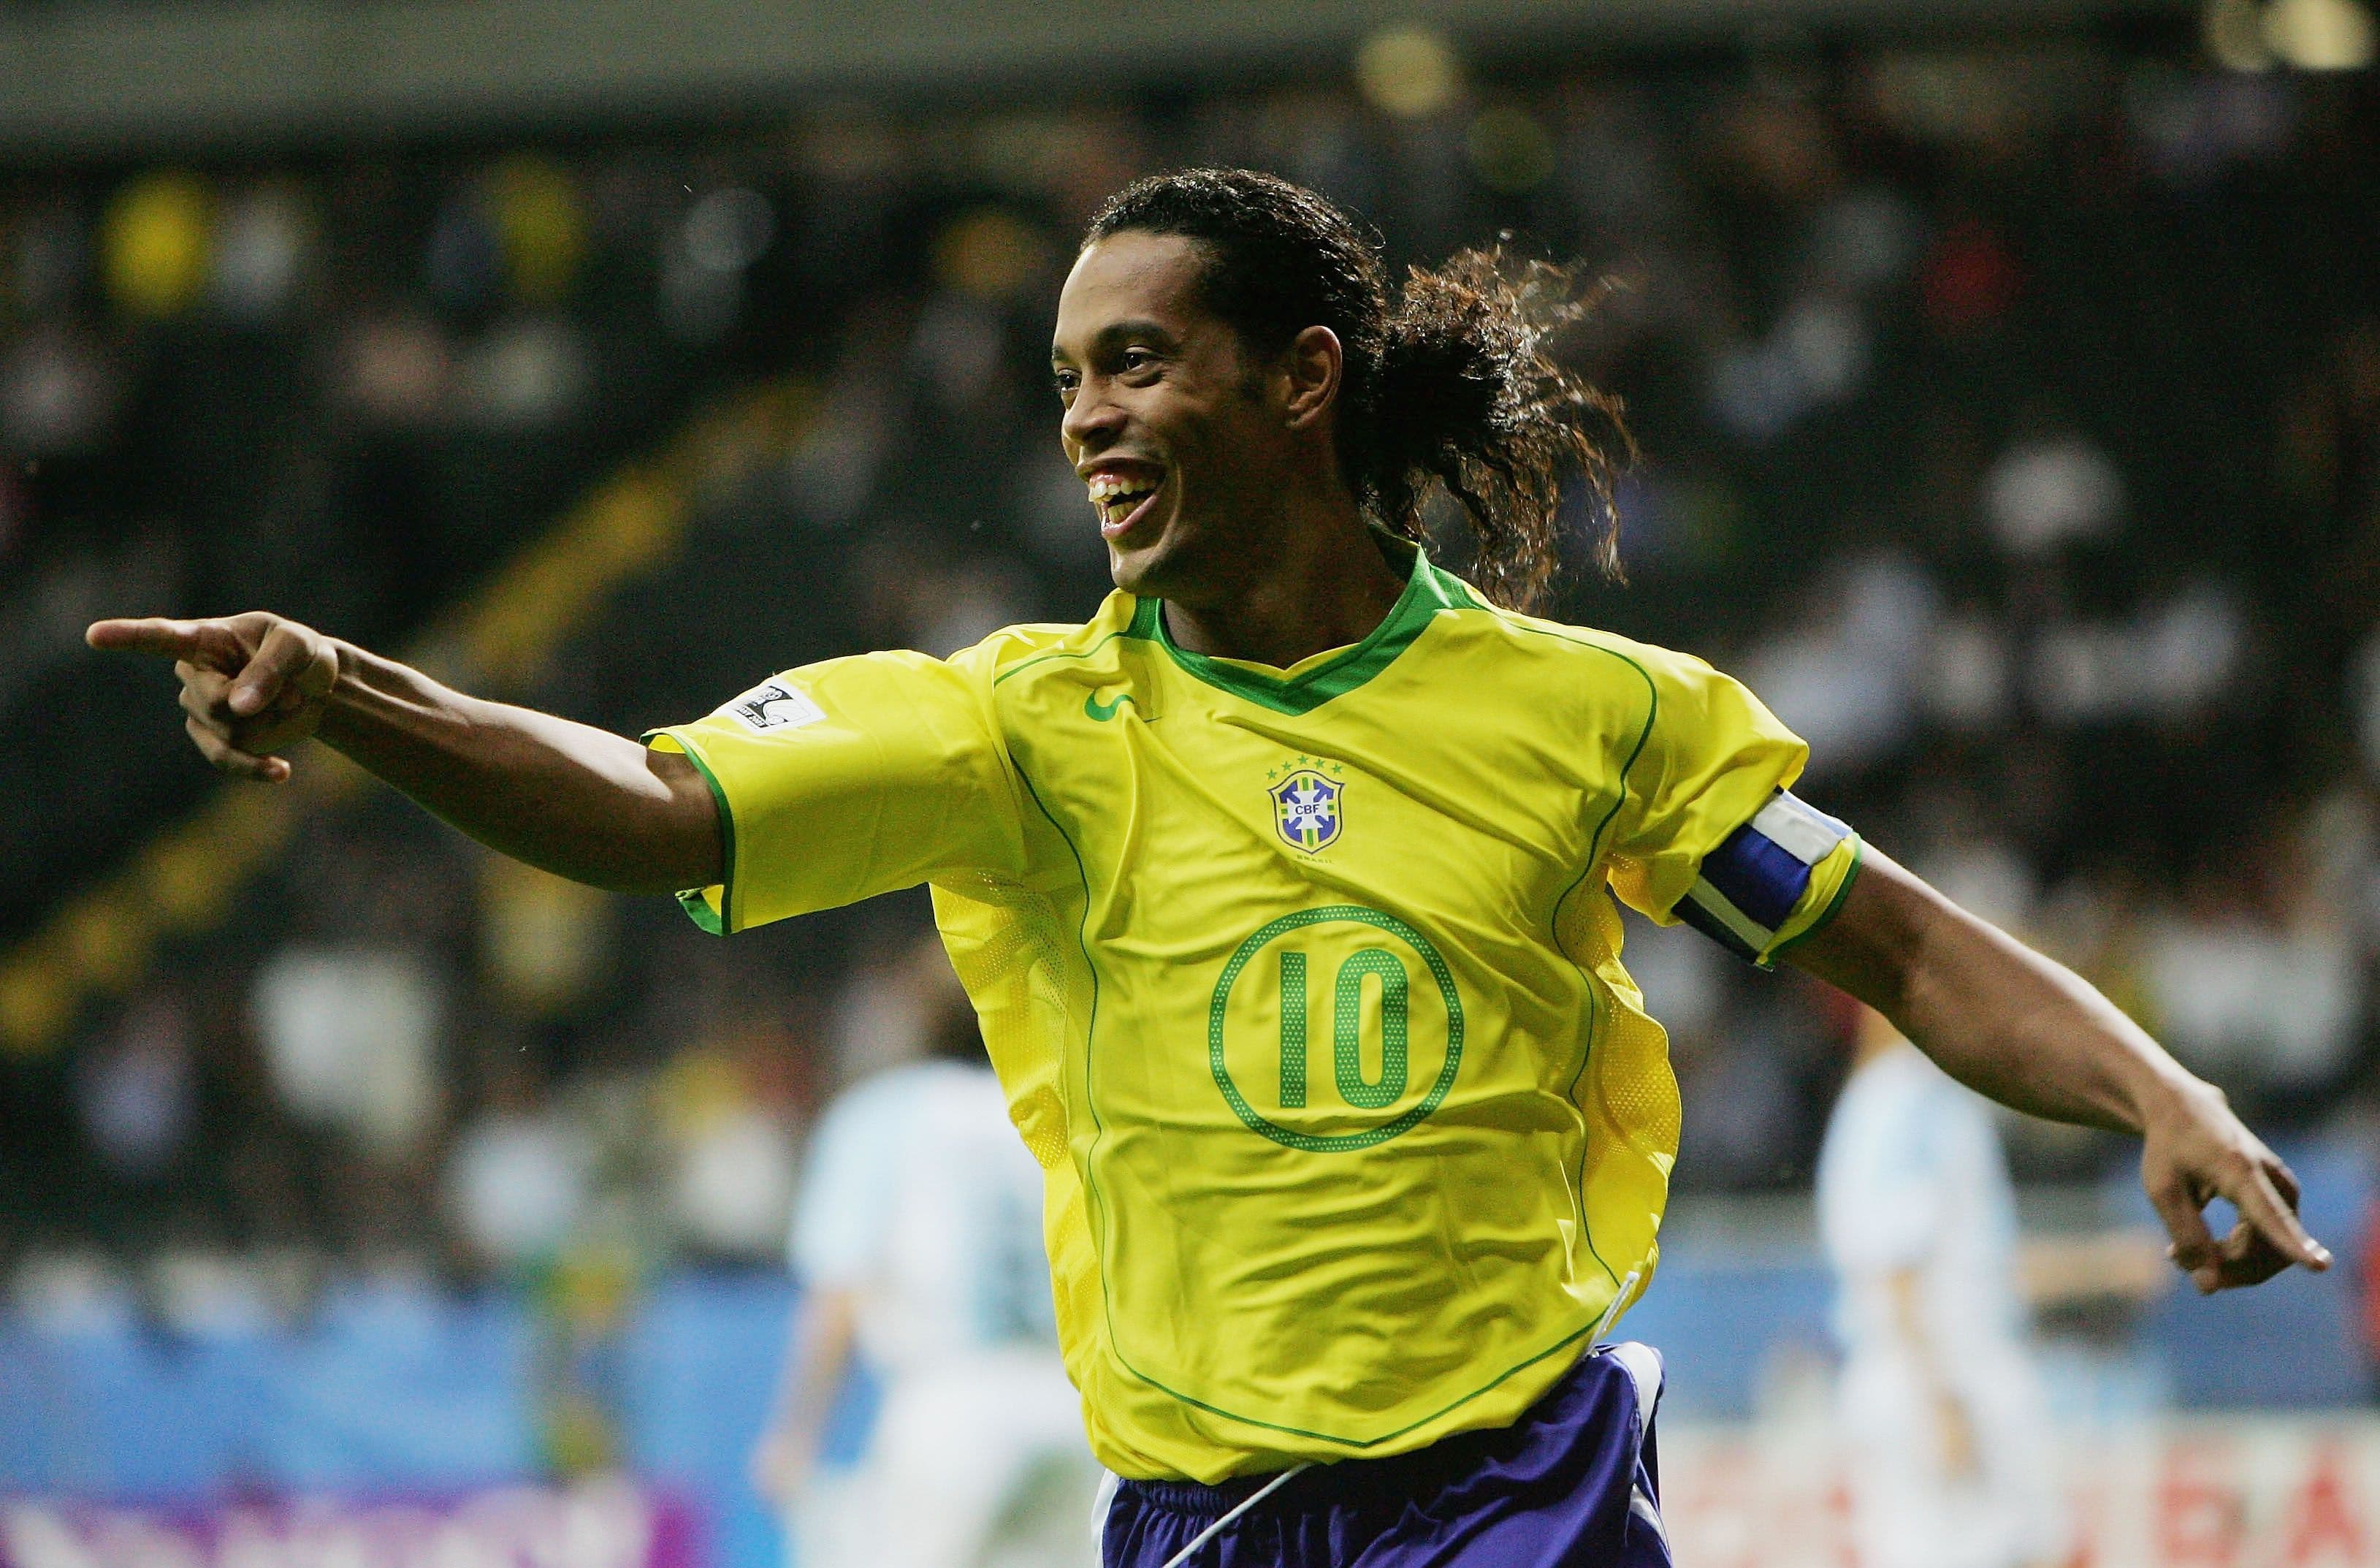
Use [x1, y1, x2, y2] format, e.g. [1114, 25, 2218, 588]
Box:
[750, 936, 1091, 1568]
[94, 169, 2325, 1567]
[1817, 1009, 2062, 1568]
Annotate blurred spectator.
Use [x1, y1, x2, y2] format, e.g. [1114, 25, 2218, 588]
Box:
[251, 944, 446, 1156]
[210, 183, 312, 324]
[337, 309, 454, 427]
[667, 1086, 801, 1260]
[657, 1005, 808, 1260]
[1740, 554, 1935, 780]
[74, 992, 196, 1184]
[444, 1043, 593, 1271]
[1983, 429, 2124, 559]
[2143, 825, 2365, 1098]
[1, 321, 119, 455]
[456, 314, 590, 431]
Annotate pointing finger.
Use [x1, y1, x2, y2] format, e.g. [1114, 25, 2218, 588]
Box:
[88, 617, 246, 669]
[2227, 1160, 2330, 1274]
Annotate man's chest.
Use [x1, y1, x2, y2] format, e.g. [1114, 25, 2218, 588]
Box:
[1002, 677, 1610, 956]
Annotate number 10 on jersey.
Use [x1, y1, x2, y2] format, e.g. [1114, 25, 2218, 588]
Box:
[1207, 906, 1467, 1154]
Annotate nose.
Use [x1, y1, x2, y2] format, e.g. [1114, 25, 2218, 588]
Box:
[1061, 376, 1125, 455]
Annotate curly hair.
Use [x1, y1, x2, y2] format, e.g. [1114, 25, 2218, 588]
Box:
[1083, 168, 1631, 611]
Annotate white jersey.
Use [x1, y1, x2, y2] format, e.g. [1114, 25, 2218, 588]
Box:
[791, 1059, 1053, 1377]
[1815, 1043, 2061, 1568]
[788, 1059, 1094, 1568]
[1816, 1043, 2024, 1366]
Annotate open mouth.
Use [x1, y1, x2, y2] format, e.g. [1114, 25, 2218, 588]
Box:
[1087, 469, 1164, 541]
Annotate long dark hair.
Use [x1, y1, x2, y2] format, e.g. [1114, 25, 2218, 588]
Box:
[1083, 167, 1631, 611]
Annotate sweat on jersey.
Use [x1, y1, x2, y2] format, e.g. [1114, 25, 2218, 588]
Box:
[649, 542, 1861, 1483]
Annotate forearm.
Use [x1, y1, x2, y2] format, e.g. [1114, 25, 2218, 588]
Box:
[316, 641, 720, 894]
[1896, 910, 2191, 1134]
[768, 1287, 858, 1453]
[1792, 850, 2198, 1135]
[1789, 848, 2325, 1290]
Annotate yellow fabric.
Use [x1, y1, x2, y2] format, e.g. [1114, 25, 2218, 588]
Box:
[650, 549, 1855, 1482]
[1761, 836, 1862, 965]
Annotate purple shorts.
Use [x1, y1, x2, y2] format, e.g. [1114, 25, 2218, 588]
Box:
[1099, 1342, 1670, 1568]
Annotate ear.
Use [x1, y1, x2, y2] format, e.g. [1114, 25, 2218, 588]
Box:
[1280, 326, 1343, 432]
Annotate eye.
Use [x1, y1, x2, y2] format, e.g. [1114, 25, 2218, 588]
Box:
[1120, 349, 1156, 374]
[1051, 369, 1079, 401]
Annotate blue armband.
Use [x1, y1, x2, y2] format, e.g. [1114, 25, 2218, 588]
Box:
[1676, 791, 1853, 964]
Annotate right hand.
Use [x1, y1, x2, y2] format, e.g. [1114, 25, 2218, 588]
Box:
[1933, 1388, 1980, 1483]
[748, 1426, 812, 1507]
[85, 612, 342, 783]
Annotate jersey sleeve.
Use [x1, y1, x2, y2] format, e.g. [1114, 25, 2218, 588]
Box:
[1603, 652, 1863, 968]
[647, 645, 1027, 935]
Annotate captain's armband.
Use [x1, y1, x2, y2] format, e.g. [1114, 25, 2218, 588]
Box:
[1674, 791, 1862, 968]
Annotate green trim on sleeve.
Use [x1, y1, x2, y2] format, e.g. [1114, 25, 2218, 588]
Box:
[645, 727, 738, 937]
[676, 886, 728, 936]
[1764, 836, 1866, 969]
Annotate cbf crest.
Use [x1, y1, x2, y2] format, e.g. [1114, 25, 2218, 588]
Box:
[1267, 758, 1346, 854]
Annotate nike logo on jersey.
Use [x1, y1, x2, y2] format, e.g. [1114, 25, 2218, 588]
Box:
[1085, 690, 1137, 722]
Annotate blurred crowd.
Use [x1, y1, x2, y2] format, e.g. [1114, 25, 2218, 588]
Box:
[4, 29, 2379, 1320]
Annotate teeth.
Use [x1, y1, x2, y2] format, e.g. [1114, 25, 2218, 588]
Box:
[1087, 473, 1159, 504]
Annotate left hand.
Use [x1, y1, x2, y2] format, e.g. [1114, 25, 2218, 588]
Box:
[2140, 1077, 2331, 1293]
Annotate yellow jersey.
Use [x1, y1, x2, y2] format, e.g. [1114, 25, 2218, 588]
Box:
[650, 543, 1859, 1482]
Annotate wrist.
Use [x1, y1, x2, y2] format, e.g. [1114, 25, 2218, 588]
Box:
[2129, 1059, 2221, 1140]
[314, 639, 378, 747]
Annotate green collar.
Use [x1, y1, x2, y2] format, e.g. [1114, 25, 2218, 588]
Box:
[1126, 543, 1468, 715]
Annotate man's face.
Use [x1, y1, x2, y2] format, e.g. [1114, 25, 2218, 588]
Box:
[1050, 231, 1299, 602]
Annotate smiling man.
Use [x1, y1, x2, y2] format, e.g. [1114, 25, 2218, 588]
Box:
[92, 169, 2326, 1568]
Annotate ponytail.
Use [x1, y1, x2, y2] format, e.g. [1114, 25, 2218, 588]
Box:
[1363, 252, 1631, 609]
[1084, 169, 1632, 612]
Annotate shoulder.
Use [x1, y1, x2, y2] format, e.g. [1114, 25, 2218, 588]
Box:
[1424, 579, 1750, 729]
[945, 593, 1139, 690]
[1423, 571, 1711, 684]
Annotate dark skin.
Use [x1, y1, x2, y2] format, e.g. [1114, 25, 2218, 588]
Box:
[89, 230, 2324, 1295]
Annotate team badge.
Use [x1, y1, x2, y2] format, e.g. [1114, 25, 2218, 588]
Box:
[1268, 763, 1344, 853]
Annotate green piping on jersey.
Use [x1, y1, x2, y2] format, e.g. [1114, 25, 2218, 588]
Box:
[1121, 1316, 1602, 1452]
[992, 628, 1129, 689]
[1765, 836, 1866, 968]
[647, 729, 738, 936]
[1126, 546, 1464, 715]
[1500, 616, 1661, 1298]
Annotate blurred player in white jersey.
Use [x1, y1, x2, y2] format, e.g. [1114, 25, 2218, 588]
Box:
[751, 945, 1093, 1568]
[1816, 1011, 2064, 1568]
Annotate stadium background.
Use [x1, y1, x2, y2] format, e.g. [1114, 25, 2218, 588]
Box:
[1, 0, 2377, 1563]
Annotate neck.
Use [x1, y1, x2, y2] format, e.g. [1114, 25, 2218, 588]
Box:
[1160, 493, 1409, 668]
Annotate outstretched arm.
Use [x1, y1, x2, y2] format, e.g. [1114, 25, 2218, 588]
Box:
[87, 612, 720, 895]
[1786, 848, 2330, 1294]
[748, 1284, 859, 1507]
